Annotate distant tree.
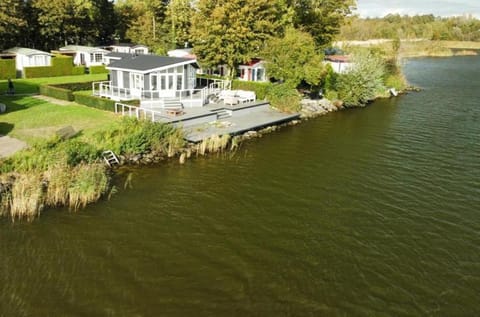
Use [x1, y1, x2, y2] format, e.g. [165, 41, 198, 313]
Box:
[116, 0, 168, 52]
[0, 0, 27, 50]
[190, 0, 285, 79]
[287, 0, 355, 47]
[163, 0, 193, 49]
[31, 0, 116, 49]
[262, 27, 324, 88]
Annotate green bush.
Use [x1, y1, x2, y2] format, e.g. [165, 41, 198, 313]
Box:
[24, 66, 53, 78]
[62, 140, 100, 166]
[232, 80, 272, 100]
[51, 56, 74, 76]
[39, 85, 74, 101]
[73, 92, 116, 112]
[265, 83, 302, 113]
[56, 82, 95, 92]
[72, 66, 86, 75]
[89, 65, 108, 74]
[0, 59, 16, 79]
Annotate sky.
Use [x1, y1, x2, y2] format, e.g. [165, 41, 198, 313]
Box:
[354, 0, 480, 18]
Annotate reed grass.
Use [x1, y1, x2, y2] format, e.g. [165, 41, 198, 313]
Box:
[9, 173, 44, 221]
[67, 163, 109, 211]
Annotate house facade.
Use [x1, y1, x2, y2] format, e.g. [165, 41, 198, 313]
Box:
[94, 54, 205, 107]
[324, 55, 352, 73]
[58, 45, 109, 67]
[237, 59, 267, 82]
[2, 47, 52, 76]
[109, 44, 149, 55]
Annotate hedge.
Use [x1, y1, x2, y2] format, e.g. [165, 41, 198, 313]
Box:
[232, 80, 272, 100]
[72, 66, 86, 75]
[39, 85, 74, 101]
[24, 55, 81, 78]
[89, 65, 108, 74]
[24, 66, 53, 78]
[0, 59, 16, 80]
[56, 82, 95, 92]
[73, 92, 116, 112]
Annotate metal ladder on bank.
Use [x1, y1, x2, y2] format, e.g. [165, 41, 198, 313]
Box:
[102, 150, 120, 167]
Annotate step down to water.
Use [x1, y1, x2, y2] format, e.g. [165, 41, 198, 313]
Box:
[102, 150, 120, 167]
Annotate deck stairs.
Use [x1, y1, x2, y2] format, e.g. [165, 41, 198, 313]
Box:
[163, 97, 183, 110]
[212, 109, 232, 120]
[102, 150, 120, 167]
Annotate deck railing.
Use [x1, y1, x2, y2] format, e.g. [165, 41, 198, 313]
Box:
[114, 102, 170, 123]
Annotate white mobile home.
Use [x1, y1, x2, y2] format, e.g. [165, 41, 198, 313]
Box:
[3, 47, 52, 76]
[58, 45, 109, 67]
[109, 43, 149, 55]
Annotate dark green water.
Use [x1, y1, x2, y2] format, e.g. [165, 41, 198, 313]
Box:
[2, 56, 480, 316]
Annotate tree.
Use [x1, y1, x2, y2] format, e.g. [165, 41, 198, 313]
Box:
[262, 27, 324, 87]
[116, 0, 168, 53]
[336, 49, 386, 107]
[31, 0, 116, 50]
[287, 0, 355, 47]
[163, 0, 194, 49]
[0, 0, 27, 50]
[190, 0, 285, 79]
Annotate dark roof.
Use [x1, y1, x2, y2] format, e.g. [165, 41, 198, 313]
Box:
[105, 52, 131, 59]
[108, 54, 197, 72]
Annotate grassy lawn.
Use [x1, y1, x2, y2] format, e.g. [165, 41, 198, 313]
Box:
[0, 95, 117, 144]
[0, 73, 108, 95]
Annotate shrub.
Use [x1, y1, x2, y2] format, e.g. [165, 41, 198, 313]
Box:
[72, 66, 86, 75]
[232, 80, 272, 100]
[89, 65, 108, 74]
[265, 83, 302, 113]
[51, 55, 74, 76]
[62, 140, 100, 166]
[39, 85, 74, 101]
[24, 66, 52, 78]
[56, 82, 95, 91]
[73, 92, 116, 112]
[0, 59, 16, 79]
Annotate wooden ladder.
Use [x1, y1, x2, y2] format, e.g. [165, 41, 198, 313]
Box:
[102, 150, 120, 167]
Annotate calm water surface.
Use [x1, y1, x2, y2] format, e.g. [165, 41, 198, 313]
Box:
[1, 56, 480, 316]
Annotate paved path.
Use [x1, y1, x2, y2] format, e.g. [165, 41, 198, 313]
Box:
[0, 135, 27, 158]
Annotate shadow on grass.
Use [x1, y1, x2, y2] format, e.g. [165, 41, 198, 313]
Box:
[0, 79, 39, 95]
[0, 122, 14, 135]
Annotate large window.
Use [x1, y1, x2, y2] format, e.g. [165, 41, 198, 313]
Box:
[90, 53, 103, 63]
[154, 65, 187, 91]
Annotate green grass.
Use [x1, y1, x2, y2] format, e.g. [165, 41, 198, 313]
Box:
[0, 95, 117, 144]
[0, 74, 108, 95]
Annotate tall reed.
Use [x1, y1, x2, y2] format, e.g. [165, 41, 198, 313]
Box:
[67, 163, 109, 211]
[9, 173, 44, 221]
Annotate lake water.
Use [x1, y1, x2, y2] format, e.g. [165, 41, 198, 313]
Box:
[1, 56, 480, 316]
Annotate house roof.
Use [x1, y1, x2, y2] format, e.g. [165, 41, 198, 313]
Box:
[110, 43, 147, 48]
[325, 55, 350, 63]
[60, 45, 109, 54]
[3, 47, 52, 56]
[105, 52, 131, 59]
[107, 55, 198, 73]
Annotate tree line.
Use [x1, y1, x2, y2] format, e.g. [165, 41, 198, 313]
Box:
[0, 0, 353, 73]
[340, 14, 480, 41]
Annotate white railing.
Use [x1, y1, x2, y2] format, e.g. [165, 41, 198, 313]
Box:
[93, 81, 131, 100]
[114, 102, 170, 123]
[93, 81, 207, 106]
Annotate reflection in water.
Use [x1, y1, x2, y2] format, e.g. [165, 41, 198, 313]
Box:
[1, 56, 480, 316]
